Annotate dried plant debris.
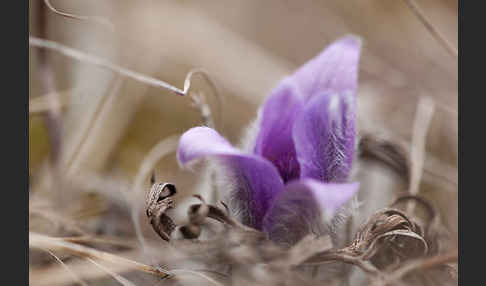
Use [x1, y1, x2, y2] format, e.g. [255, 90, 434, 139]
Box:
[146, 181, 177, 242]
[358, 134, 410, 184]
[143, 176, 457, 286]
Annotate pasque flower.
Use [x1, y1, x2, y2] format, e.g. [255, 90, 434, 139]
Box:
[177, 36, 362, 245]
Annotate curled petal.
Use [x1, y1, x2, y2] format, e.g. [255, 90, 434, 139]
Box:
[254, 79, 304, 182]
[177, 127, 284, 229]
[292, 35, 361, 100]
[262, 179, 359, 246]
[293, 91, 356, 182]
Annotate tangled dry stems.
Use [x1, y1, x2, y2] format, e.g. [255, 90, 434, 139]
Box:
[29, 103, 457, 285]
[139, 176, 456, 285]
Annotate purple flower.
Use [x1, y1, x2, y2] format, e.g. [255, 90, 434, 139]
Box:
[177, 36, 362, 245]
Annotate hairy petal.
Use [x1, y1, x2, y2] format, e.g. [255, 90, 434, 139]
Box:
[254, 79, 304, 182]
[177, 126, 284, 229]
[292, 35, 361, 100]
[293, 90, 356, 182]
[262, 179, 359, 246]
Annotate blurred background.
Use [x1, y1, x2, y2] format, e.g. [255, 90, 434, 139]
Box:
[29, 1, 457, 285]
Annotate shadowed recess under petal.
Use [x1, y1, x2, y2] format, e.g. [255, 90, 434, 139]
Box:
[253, 79, 304, 182]
[262, 179, 359, 246]
[177, 126, 284, 229]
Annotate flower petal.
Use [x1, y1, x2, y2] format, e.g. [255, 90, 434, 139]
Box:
[262, 179, 359, 246]
[293, 90, 356, 182]
[292, 35, 361, 100]
[253, 79, 304, 182]
[177, 126, 284, 229]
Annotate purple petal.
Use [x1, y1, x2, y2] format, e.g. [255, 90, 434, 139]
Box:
[292, 35, 361, 100]
[262, 179, 359, 245]
[253, 79, 304, 182]
[177, 126, 284, 229]
[292, 90, 356, 182]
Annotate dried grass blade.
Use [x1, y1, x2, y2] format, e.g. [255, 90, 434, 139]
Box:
[43, 0, 114, 30]
[44, 249, 89, 286]
[29, 36, 185, 96]
[402, 0, 458, 58]
[29, 232, 172, 279]
[407, 97, 435, 214]
[85, 258, 137, 286]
